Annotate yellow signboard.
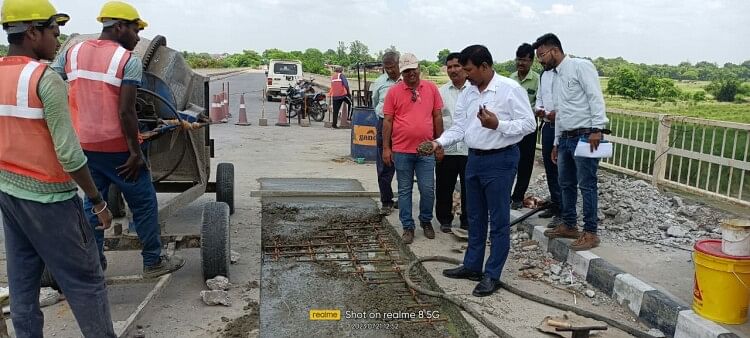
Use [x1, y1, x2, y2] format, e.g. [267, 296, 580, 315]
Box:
[353, 125, 377, 146]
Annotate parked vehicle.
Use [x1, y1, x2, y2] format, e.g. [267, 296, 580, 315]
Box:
[265, 59, 302, 101]
[285, 79, 327, 122]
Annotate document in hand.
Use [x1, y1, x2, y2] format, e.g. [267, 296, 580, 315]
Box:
[574, 139, 613, 158]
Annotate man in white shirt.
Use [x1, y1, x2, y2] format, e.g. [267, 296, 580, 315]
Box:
[535, 69, 562, 225]
[533, 33, 609, 251]
[424, 45, 536, 297]
[435, 52, 469, 233]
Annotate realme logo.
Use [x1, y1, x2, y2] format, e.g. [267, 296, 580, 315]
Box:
[309, 309, 341, 320]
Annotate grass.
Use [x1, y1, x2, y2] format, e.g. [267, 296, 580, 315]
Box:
[603, 112, 750, 201]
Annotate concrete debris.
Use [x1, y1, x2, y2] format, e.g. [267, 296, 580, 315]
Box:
[231, 250, 240, 264]
[585, 290, 596, 298]
[666, 226, 688, 238]
[206, 276, 231, 291]
[646, 328, 667, 337]
[525, 171, 731, 249]
[39, 287, 60, 308]
[549, 264, 562, 276]
[200, 290, 231, 306]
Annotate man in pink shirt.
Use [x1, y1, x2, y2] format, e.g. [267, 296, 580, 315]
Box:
[382, 53, 444, 244]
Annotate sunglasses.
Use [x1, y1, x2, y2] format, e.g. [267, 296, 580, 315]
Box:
[410, 88, 421, 102]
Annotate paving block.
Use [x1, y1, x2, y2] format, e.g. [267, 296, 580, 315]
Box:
[613, 273, 655, 316]
[674, 310, 735, 338]
[640, 290, 689, 336]
[566, 250, 599, 279]
[585, 258, 624, 295]
[548, 238, 571, 262]
[532, 226, 549, 251]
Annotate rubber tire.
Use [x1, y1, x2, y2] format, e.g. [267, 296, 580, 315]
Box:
[201, 202, 231, 281]
[40, 267, 60, 290]
[311, 108, 325, 122]
[287, 103, 299, 119]
[215, 163, 234, 215]
[108, 184, 126, 218]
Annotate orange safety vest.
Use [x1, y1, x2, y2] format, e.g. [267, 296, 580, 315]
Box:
[0, 56, 72, 184]
[65, 40, 132, 152]
[329, 72, 348, 97]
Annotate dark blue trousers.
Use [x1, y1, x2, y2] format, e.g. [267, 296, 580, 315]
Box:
[375, 118, 395, 206]
[83, 151, 161, 267]
[462, 145, 519, 280]
[0, 191, 115, 337]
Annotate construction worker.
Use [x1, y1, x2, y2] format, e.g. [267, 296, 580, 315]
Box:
[329, 66, 352, 128]
[52, 0, 185, 278]
[0, 0, 116, 336]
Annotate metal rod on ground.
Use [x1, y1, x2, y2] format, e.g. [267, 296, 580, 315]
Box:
[404, 256, 657, 338]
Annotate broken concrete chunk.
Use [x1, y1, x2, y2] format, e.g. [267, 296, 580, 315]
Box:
[39, 287, 60, 308]
[646, 328, 666, 337]
[666, 225, 688, 238]
[585, 289, 596, 298]
[206, 276, 231, 291]
[231, 250, 240, 264]
[201, 290, 231, 306]
[550, 264, 562, 276]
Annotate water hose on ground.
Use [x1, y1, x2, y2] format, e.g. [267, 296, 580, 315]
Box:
[404, 256, 657, 338]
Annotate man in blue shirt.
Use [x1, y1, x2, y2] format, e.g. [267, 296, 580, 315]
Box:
[533, 33, 609, 251]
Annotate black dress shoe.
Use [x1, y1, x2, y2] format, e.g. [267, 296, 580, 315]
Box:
[442, 266, 483, 281]
[472, 276, 502, 297]
[538, 206, 560, 219]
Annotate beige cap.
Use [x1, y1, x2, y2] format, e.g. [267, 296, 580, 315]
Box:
[399, 53, 419, 73]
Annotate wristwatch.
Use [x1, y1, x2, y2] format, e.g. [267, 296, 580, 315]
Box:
[89, 193, 104, 205]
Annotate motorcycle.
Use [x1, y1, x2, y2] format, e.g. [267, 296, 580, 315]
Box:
[284, 79, 327, 122]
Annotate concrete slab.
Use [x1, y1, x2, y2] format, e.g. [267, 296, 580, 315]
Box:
[258, 178, 475, 337]
[566, 250, 600, 278]
[674, 310, 735, 338]
[613, 273, 656, 316]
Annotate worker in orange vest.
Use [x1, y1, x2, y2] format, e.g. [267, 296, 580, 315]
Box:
[0, 0, 116, 336]
[329, 66, 353, 128]
[52, 1, 184, 278]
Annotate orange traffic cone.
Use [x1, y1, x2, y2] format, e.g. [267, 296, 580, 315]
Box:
[210, 94, 223, 124]
[235, 94, 250, 126]
[275, 96, 289, 127]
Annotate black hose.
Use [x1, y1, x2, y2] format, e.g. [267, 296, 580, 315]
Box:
[136, 87, 190, 183]
[404, 256, 657, 338]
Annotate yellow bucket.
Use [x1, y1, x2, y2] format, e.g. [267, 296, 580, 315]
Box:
[693, 239, 750, 324]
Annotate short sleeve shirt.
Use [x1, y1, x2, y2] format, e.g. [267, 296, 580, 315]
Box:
[383, 80, 443, 154]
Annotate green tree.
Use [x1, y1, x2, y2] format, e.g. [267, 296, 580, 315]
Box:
[436, 48, 451, 65]
[427, 63, 441, 76]
[348, 40, 371, 65]
[706, 77, 740, 102]
[0, 44, 7, 56]
[262, 48, 291, 62]
[607, 67, 681, 101]
[226, 50, 262, 68]
[301, 48, 329, 75]
[336, 41, 349, 66]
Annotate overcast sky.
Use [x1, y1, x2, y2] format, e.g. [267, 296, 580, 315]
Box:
[12, 0, 749, 65]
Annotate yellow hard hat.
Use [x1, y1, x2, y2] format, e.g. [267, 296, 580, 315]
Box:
[1, 0, 69, 28]
[97, 1, 147, 30]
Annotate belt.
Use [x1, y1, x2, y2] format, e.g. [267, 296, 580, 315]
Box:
[469, 144, 517, 156]
[561, 128, 596, 139]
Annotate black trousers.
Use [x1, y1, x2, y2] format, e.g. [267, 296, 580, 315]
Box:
[332, 95, 353, 127]
[511, 130, 538, 202]
[435, 155, 469, 227]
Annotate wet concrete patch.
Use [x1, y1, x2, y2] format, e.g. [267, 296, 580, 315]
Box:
[258, 178, 475, 337]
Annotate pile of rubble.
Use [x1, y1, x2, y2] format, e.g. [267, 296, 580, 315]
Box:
[509, 232, 612, 308]
[525, 171, 731, 249]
